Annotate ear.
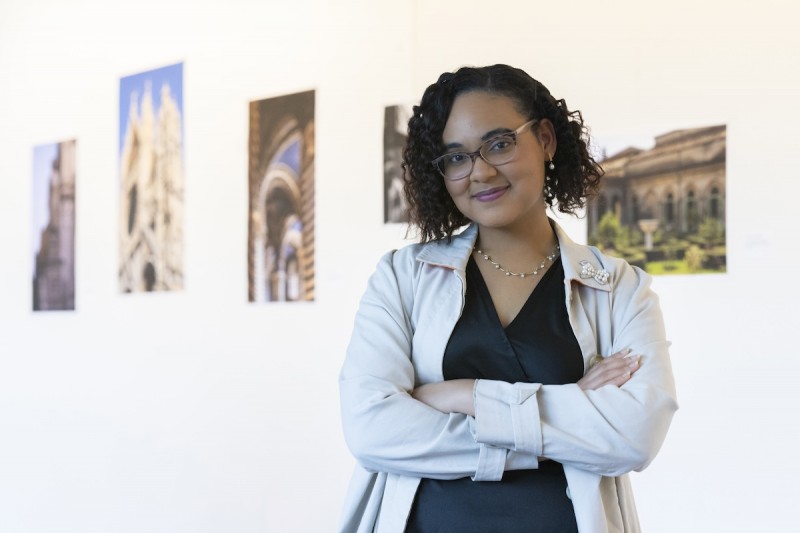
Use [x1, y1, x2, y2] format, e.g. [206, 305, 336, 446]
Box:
[536, 118, 557, 157]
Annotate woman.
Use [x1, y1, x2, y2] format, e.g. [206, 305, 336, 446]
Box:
[339, 64, 677, 532]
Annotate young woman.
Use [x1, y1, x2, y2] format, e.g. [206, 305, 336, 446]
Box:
[339, 64, 677, 532]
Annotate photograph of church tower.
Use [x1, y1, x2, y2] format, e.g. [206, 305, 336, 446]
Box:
[32, 139, 76, 311]
[118, 62, 184, 293]
[587, 125, 726, 275]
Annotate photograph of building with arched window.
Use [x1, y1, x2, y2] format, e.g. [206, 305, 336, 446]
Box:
[248, 90, 315, 302]
[587, 125, 726, 275]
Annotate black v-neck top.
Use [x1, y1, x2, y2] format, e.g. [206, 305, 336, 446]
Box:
[406, 256, 583, 533]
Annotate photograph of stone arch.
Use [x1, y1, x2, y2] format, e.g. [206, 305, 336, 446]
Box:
[384, 104, 412, 224]
[248, 90, 315, 302]
[32, 139, 76, 311]
[118, 62, 184, 293]
[587, 125, 726, 275]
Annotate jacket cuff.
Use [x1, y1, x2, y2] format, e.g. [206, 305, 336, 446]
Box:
[473, 380, 542, 456]
[471, 443, 506, 481]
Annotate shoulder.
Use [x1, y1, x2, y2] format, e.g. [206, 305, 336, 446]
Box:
[590, 245, 653, 295]
[378, 225, 476, 276]
[583, 246, 662, 328]
[553, 221, 650, 295]
[560, 239, 652, 293]
[592, 246, 647, 284]
[366, 229, 473, 311]
[370, 242, 424, 287]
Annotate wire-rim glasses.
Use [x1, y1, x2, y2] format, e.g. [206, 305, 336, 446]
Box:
[431, 119, 538, 181]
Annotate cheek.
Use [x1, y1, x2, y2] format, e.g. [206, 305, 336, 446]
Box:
[513, 160, 545, 186]
[444, 180, 468, 200]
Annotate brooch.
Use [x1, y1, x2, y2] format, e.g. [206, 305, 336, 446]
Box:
[579, 260, 610, 285]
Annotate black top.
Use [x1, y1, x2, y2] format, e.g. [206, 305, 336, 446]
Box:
[406, 256, 583, 533]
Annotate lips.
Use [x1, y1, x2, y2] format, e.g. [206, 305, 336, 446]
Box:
[472, 186, 509, 202]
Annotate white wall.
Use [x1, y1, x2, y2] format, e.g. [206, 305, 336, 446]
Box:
[1, 0, 798, 531]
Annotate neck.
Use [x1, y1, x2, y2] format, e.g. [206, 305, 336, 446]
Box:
[476, 214, 557, 260]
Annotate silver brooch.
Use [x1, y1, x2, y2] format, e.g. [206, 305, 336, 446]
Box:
[579, 260, 610, 285]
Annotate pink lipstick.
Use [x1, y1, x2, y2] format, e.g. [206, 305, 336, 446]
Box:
[473, 186, 508, 202]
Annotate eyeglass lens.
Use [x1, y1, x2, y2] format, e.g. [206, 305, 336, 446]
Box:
[439, 134, 517, 180]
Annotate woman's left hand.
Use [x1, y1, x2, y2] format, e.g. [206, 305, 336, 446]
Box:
[578, 349, 641, 391]
[412, 379, 476, 417]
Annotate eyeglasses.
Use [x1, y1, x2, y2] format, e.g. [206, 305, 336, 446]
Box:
[431, 119, 538, 181]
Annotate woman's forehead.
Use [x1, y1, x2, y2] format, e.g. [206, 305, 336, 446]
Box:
[442, 92, 525, 145]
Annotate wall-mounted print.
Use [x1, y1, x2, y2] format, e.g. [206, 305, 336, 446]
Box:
[384, 104, 412, 223]
[118, 62, 184, 293]
[587, 125, 726, 275]
[248, 90, 315, 302]
[32, 140, 76, 311]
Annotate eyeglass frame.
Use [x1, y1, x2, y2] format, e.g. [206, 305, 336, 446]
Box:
[430, 119, 539, 181]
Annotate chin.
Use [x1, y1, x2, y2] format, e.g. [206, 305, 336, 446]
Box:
[470, 205, 547, 230]
[472, 215, 520, 230]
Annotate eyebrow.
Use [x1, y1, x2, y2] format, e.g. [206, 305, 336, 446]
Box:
[444, 127, 515, 150]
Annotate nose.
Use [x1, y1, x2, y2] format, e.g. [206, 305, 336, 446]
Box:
[469, 155, 497, 182]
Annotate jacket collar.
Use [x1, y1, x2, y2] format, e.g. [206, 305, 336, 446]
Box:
[414, 225, 478, 272]
[415, 220, 613, 292]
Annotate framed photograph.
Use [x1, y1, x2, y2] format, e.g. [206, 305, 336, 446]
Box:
[32, 140, 76, 311]
[587, 125, 726, 275]
[384, 104, 412, 223]
[118, 62, 184, 292]
[248, 90, 315, 302]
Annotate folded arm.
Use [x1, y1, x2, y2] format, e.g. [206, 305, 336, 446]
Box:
[340, 252, 507, 481]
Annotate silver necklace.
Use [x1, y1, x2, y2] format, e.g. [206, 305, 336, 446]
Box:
[473, 244, 560, 279]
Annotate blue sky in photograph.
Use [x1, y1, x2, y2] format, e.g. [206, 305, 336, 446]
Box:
[118, 62, 183, 156]
[272, 138, 301, 174]
[32, 142, 59, 274]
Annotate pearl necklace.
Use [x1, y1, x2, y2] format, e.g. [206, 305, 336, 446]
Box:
[473, 244, 560, 278]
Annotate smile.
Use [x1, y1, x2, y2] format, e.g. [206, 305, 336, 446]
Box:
[472, 186, 509, 202]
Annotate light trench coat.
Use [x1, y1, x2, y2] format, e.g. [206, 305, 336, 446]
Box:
[339, 221, 678, 532]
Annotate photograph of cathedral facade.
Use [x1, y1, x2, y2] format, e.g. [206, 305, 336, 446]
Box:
[32, 140, 76, 311]
[587, 125, 726, 275]
[248, 90, 315, 302]
[118, 63, 184, 293]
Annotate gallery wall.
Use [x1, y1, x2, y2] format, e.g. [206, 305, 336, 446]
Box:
[1, 0, 799, 531]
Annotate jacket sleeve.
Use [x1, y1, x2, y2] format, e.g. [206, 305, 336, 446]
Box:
[339, 251, 512, 481]
[475, 262, 678, 477]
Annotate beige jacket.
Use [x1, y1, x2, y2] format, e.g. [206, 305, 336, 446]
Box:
[339, 221, 678, 532]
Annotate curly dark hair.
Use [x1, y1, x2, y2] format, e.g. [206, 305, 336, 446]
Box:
[403, 64, 604, 242]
